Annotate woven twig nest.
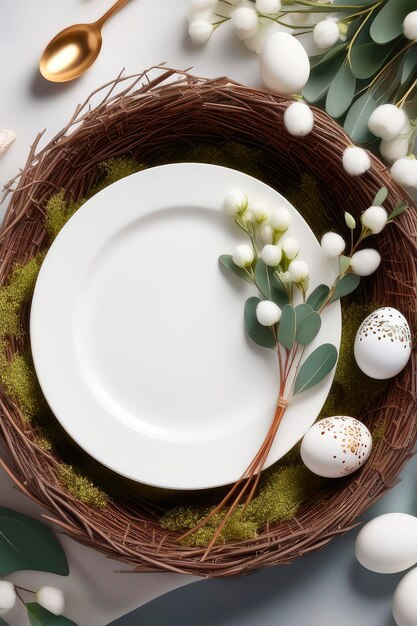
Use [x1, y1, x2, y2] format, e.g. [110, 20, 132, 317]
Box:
[1, 68, 416, 577]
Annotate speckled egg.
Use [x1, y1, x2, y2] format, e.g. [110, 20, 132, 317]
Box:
[354, 307, 411, 380]
[355, 513, 417, 575]
[393, 566, 417, 626]
[300, 416, 372, 478]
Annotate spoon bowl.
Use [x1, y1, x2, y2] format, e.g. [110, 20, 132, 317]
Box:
[39, 0, 130, 83]
[40, 24, 102, 83]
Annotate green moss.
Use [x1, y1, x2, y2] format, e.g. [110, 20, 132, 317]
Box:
[45, 191, 83, 241]
[161, 459, 323, 546]
[152, 141, 267, 181]
[286, 175, 330, 239]
[0, 348, 46, 422]
[57, 464, 109, 508]
[0, 257, 43, 337]
[91, 157, 146, 195]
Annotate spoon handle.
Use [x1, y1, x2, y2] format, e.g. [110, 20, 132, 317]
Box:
[95, 0, 130, 29]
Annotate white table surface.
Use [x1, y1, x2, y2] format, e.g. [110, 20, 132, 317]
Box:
[0, 1, 260, 624]
[1, 2, 415, 625]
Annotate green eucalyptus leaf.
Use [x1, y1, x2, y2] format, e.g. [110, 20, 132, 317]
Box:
[295, 312, 322, 346]
[255, 258, 273, 298]
[326, 62, 356, 118]
[271, 286, 289, 309]
[350, 41, 397, 80]
[345, 212, 356, 229]
[344, 91, 389, 143]
[333, 0, 377, 5]
[388, 200, 408, 221]
[293, 343, 338, 396]
[303, 46, 346, 103]
[0, 507, 69, 576]
[295, 303, 313, 329]
[0, 619, 9, 626]
[219, 255, 253, 285]
[373, 186, 388, 205]
[306, 284, 330, 311]
[339, 255, 351, 274]
[329, 274, 360, 303]
[401, 47, 417, 85]
[278, 304, 296, 350]
[244, 297, 276, 350]
[27, 603, 77, 626]
[370, 0, 417, 43]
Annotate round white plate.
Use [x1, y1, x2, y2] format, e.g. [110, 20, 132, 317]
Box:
[31, 163, 341, 490]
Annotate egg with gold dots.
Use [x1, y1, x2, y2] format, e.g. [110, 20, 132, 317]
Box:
[354, 307, 411, 380]
[300, 416, 372, 478]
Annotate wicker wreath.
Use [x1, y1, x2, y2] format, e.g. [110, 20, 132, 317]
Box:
[0, 68, 416, 577]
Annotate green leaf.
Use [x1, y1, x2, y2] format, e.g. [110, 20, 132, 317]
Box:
[303, 46, 346, 103]
[345, 212, 356, 229]
[271, 286, 289, 309]
[0, 619, 9, 626]
[344, 91, 389, 143]
[295, 311, 322, 346]
[295, 303, 313, 328]
[278, 304, 296, 350]
[350, 41, 397, 80]
[370, 0, 417, 43]
[329, 274, 360, 303]
[219, 255, 253, 285]
[326, 62, 356, 118]
[388, 200, 408, 221]
[0, 508, 69, 576]
[401, 47, 417, 85]
[373, 186, 388, 205]
[244, 297, 276, 350]
[27, 603, 77, 626]
[293, 344, 338, 396]
[339, 255, 351, 274]
[306, 284, 330, 311]
[255, 258, 273, 298]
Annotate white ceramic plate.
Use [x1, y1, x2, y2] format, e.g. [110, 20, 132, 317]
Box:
[31, 163, 341, 490]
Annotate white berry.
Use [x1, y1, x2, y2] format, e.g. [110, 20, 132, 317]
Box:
[251, 202, 270, 223]
[288, 259, 310, 283]
[224, 190, 247, 216]
[350, 249, 381, 276]
[232, 244, 255, 268]
[259, 223, 273, 244]
[361, 205, 388, 234]
[281, 237, 299, 260]
[403, 10, 417, 40]
[391, 157, 417, 188]
[256, 0, 281, 14]
[342, 146, 371, 176]
[269, 206, 291, 232]
[284, 101, 314, 136]
[256, 300, 281, 326]
[231, 6, 259, 41]
[188, 20, 214, 45]
[368, 104, 407, 140]
[320, 232, 346, 257]
[0, 581, 16, 614]
[261, 244, 282, 266]
[313, 17, 340, 50]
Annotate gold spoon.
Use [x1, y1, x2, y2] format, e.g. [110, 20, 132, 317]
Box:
[39, 0, 130, 82]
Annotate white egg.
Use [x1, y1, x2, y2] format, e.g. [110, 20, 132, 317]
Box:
[300, 416, 372, 478]
[260, 32, 310, 95]
[355, 513, 417, 574]
[393, 566, 417, 626]
[354, 307, 412, 380]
